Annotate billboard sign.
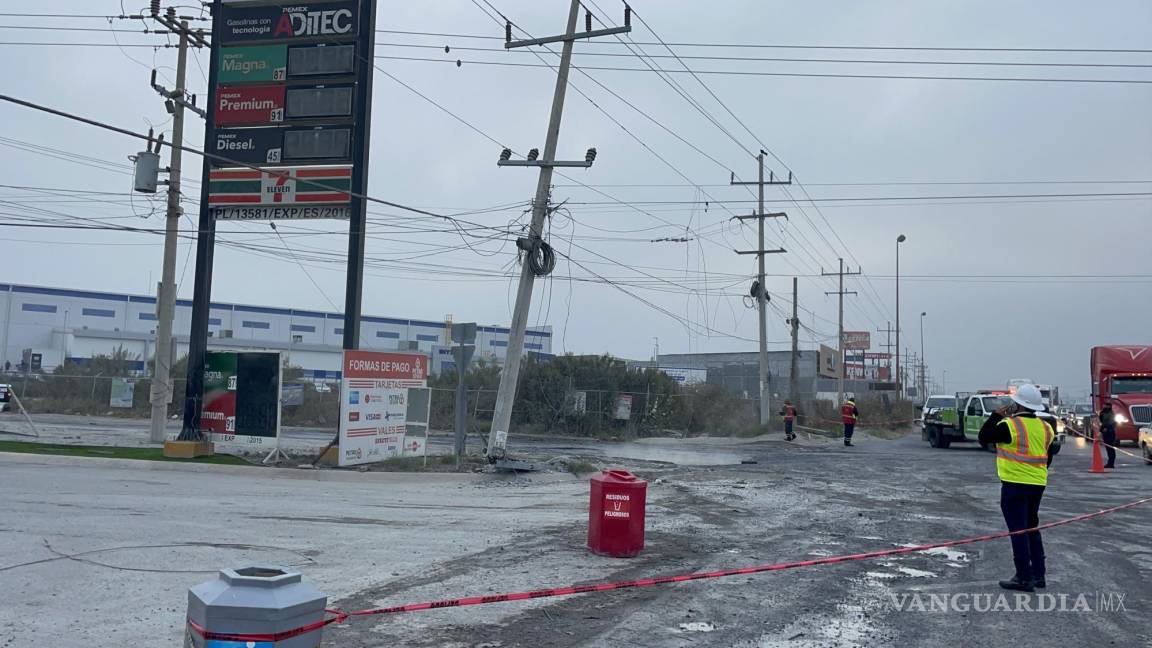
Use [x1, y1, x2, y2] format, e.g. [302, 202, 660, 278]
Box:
[217, 1, 359, 45]
[843, 331, 871, 351]
[818, 344, 841, 379]
[338, 350, 428, 467]
[658, 367, 707, 385]
[201, 351, 281, 445]
[218, 44, 287, 83]
[215, 84, 285, 126]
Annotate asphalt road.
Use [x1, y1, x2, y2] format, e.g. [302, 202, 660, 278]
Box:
[1, 429, 1150, 647]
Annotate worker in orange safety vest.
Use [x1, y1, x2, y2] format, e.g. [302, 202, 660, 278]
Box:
[779, 400, 797, 442]
[841, 397, 859, 447]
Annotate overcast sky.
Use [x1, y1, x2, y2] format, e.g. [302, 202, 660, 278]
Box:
[2, 0, 1150, 399]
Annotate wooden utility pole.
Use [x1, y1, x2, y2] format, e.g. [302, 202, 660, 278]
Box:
[822, 258, 861, 406]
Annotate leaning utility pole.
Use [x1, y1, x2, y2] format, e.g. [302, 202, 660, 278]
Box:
[788, 277, 799, 408]
[731, 153, 789, 426]
[822, 258, 861, 406]
[486, 1, 631, 463]
[145, 8, 207, 443]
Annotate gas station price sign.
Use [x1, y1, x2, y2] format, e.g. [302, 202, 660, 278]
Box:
[288, 43, 356, 77]
[215, 84, 285, 126]
[211, 125, 352, 165]
[218, 44, 287, 83]
[285, 85, 354, 119]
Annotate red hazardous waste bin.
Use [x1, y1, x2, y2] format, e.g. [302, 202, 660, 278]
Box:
[588, 469, 647, 557]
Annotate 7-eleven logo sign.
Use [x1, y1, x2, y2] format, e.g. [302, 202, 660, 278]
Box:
[208, 166, 352, 206]
[261, 170, 297, 204]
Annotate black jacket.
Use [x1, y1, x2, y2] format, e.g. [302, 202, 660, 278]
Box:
[978, 411, 1060, 467]
[1099, 406, 1116, 433]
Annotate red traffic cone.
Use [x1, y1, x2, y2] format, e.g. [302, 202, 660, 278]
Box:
[1090, 432, 1107, 474]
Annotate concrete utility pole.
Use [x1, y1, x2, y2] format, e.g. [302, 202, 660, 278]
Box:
[788, 277, 799, 407]
[919, 311, 927, 401]
[731, 153, 789, 426]
[822, 258, 861, 406]
[895, 234, 907, 399]
[877, 321, 895, 380]
[486, 1, 631, 463]
[146, 11, 206, 444]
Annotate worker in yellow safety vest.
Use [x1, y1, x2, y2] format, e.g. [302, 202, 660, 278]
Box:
[977, 383, 1061, 592]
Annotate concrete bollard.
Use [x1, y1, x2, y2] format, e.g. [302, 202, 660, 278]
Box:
[184, 565, 328, 647]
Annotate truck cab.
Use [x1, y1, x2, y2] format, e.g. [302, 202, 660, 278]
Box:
[1091, 346, 1152, 444]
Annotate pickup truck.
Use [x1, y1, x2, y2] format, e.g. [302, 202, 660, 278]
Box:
[922, 391, 1065, 450]
[923, 392, 1012, 449]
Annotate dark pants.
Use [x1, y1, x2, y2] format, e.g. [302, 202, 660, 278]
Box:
[784, 420, 794, 436]
[1000, 482, 1046, 582]
[843, 422, 855, 440]
[1102, 428, 1117, 467]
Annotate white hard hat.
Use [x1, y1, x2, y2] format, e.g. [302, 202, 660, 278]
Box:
[1011, 384, 1046, 412]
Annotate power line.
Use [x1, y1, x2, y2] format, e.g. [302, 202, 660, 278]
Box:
[563, 191, 1152, 204]
[371, 29, 1152, 54]
[375, 54, 1152, 84]
[0, 93, 513, 234]
[550, 179, 1152, 187]
[377, 41, 1152, 69]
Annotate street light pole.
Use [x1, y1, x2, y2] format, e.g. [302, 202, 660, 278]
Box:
[895, 234, 906, 400]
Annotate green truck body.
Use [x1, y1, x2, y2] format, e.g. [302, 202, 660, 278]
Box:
[922, 392, 1013, 449]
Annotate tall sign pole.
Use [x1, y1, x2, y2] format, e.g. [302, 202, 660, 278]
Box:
[485, 1, 631, 464]
[342, 0, 377, 350]
[178, 0, 224, 446]
[178, 0, 376, 452]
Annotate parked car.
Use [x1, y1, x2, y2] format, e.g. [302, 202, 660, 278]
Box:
[1140, 427, 1152, 465]
[0, 383, 11, 412]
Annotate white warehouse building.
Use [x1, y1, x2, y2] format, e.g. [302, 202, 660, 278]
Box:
[0, 282, 552, 379]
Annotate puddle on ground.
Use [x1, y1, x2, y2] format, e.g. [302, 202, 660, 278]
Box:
[597, 443, 748, 466]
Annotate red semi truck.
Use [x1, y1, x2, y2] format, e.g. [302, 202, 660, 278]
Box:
[1091, 345, 1152, 444]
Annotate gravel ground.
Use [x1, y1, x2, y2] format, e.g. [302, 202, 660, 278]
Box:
[1, 428, 1149, 647]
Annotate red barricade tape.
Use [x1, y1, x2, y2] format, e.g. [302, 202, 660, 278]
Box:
[187, 495, 1152, 642]
[1097, 437, 1144, 461]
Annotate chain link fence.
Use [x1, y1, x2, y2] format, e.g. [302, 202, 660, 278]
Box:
[1, 372, 770, 439]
